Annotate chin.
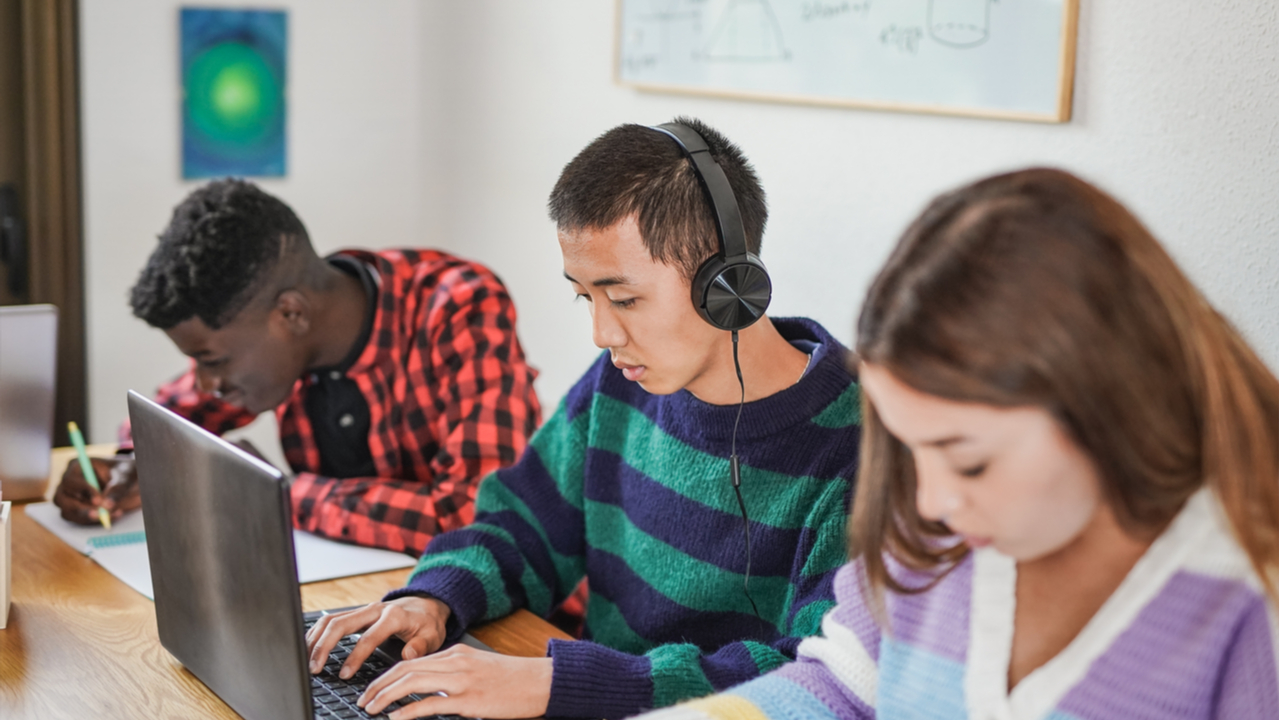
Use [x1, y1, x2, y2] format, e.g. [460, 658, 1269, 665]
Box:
[989, 541, 1019, 559]
[995, 538, 1064, 563]
[236, 399, 265, 414]
[636, 377, 681, 396]
[245, 391, 289, 415]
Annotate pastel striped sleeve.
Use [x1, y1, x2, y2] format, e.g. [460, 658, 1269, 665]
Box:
[632, 563, 880, 720]
[634, 669, 870, 720]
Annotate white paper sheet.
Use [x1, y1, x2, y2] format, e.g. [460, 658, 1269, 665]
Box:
[24, 502, 415, 599]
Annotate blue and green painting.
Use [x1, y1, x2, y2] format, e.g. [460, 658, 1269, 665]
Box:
[181, 8, 286, 178]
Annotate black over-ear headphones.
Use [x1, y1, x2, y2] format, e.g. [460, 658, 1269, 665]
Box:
[651, 121, 772, 621]
[649, 122, 772, 332]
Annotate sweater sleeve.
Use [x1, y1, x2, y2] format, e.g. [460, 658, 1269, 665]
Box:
[383, 399, 587, 640]
[545, 483, 858, 718]
[629, 562, 880, 720]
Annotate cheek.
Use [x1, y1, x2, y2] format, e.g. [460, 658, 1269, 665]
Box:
[245, 338, 301, 388]
[994, 441, 1102, 558]
[638, 302, 703, 357]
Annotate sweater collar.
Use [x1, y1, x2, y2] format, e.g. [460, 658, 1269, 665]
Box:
[661, 317, 856, 443]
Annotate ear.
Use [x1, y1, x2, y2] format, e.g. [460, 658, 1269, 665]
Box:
[272, 289, 312, 336]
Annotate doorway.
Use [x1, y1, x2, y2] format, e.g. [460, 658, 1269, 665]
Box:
[0, 0, 87, 447]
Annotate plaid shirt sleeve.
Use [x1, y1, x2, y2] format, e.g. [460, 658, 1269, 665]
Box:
[118, 363, 260, 448]
[289, 259, 541, 554]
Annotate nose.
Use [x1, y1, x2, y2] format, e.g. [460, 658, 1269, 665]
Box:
[914, 455, 961, 523]
[590, 304, 626, 350]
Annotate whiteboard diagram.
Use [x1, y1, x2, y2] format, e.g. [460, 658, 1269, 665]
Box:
[928, 0, 992, 48]
[623, 1, 701, 69]
[702, 0, 790, 61]
[616, 0, 1078, 122]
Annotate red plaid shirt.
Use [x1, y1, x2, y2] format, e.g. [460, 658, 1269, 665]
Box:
[125, 249, 541, 554]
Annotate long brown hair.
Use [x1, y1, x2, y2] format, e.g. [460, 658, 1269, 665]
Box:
[850, 168, 1278, 601]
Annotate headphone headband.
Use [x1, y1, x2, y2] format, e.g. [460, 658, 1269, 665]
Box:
[649, 123, 751, 261]
[649, 121, 771, 332]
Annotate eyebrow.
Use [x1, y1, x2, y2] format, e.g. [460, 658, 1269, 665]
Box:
[563, 271, 632, 288]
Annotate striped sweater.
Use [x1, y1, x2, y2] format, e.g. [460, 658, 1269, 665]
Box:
[642, 488, 1279, 720]
[385, 317, 862, 718]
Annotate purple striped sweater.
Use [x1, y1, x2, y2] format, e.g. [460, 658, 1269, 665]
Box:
[640, 488, 1278, 719]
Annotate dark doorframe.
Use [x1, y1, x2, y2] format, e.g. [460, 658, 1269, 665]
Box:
[0, 0, 86, 446]
[0, 1, 25, 307]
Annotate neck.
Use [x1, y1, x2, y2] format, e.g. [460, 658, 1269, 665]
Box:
[685, 316, 810, 406]
[306, 261, 370, 369]
[1008, 502, 1162, 689]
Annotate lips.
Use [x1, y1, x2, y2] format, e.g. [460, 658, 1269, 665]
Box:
[612, 358, 646, 382]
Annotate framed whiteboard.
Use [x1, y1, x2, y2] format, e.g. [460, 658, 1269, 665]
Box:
[616, 0, 1079, 123]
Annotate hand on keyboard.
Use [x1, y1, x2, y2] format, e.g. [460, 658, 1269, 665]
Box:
[357, 643, 553, 719]
[309, 632, 462, 720]
[306, 597, 451, 681]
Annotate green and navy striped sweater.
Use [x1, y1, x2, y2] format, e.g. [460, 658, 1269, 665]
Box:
[386, 317, 862, 718]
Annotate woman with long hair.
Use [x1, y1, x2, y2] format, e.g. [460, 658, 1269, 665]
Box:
[638, 168, 1277, 718]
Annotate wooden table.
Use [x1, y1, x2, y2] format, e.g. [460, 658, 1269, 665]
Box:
[0, 447, 570, 718]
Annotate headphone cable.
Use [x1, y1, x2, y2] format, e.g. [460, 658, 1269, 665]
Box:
[730, 330, 762, 620]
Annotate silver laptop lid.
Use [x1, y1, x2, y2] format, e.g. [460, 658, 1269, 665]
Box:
[127, 390, 312, 720]
[0, 304, 57, 499]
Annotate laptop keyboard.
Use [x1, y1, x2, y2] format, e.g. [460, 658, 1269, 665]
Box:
[306, 617, 463, 720]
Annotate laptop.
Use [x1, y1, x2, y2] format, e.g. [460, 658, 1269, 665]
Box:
[0, 304, 58, 501]
[127, 390, 480, 720]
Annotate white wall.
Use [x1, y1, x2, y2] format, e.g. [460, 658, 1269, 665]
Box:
[413, 0, 1279, 412]
[80, 0, 426, 453]
[81, 0, 1278, 443]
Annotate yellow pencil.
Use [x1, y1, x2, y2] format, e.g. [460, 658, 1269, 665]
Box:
[67, 421, 111, 529]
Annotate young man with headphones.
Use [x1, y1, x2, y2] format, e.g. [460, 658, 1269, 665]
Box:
[305, 118, 862, 719]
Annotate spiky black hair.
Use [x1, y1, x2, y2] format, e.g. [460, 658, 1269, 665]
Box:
[129, 179, 310, 329]
[547, 116, 767, 280]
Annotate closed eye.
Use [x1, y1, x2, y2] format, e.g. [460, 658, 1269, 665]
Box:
[958, 463, 987, 478]
[611, 298, 636, 309]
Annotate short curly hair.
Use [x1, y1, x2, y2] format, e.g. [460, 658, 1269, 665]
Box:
[129, 179, 310, 330]
[547, 117, 767, 281]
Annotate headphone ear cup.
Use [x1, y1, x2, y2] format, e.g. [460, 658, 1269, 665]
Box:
[692, 255, 772, 331]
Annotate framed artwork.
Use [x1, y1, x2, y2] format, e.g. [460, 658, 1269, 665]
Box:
[616, 0, 1079, 123]
[181, 8, 287, 178]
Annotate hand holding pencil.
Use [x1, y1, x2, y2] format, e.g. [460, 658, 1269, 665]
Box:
[67, 422, 111, 529]
[52, 426, 141, 526]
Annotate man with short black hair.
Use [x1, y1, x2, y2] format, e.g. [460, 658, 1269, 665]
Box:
[54, 180, 542, 554]
[305, 118, 863, 718]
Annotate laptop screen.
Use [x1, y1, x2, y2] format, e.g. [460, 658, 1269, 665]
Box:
[128, 390, 314, 720]
[0, 304, 57, 499]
